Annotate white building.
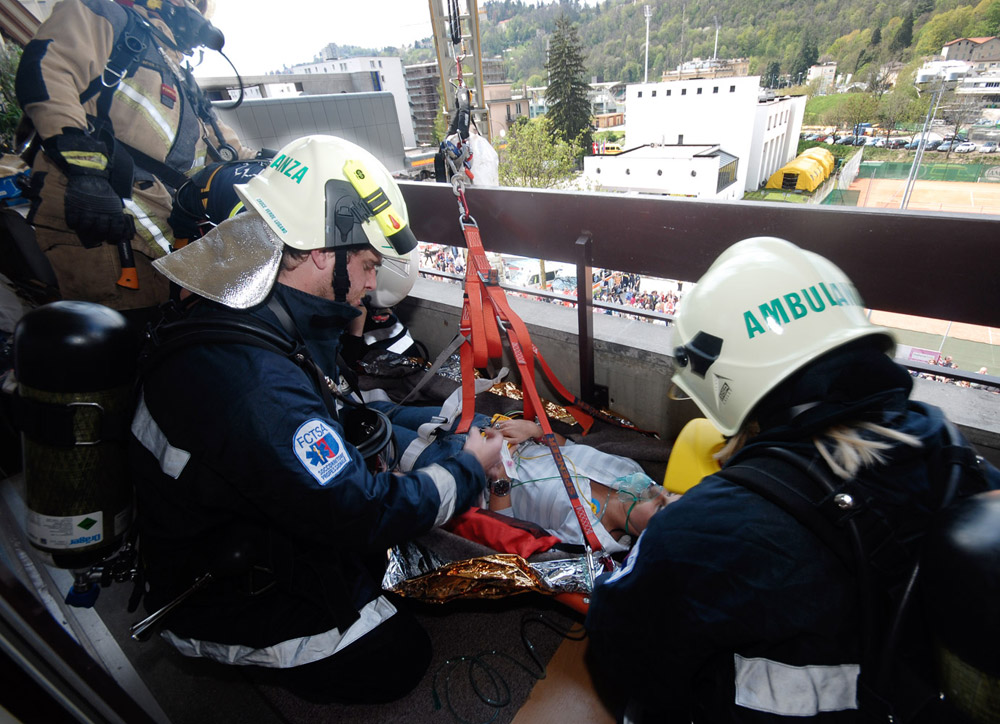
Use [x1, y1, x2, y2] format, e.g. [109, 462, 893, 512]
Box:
[583, 76, 805, 198]
[583, 144, 739, 199]
[289, 56, 416, 148]
[807, 63, 837, 94]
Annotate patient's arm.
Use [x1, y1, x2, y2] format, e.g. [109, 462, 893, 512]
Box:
[497, 418, 566, 446]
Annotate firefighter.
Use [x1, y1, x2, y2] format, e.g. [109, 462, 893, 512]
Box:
[585, 237, 999, 722]
[14, 0, 255, 320]
[130, 135, 503, 704]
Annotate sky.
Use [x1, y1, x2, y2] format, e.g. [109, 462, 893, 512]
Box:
[192, 0, 435, 77]
[192, 0, 597, 78]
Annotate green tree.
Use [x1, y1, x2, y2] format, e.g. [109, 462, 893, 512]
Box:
[0, 42, 23, 151]
[837, 91, 878, 137]
[431, 108, 450, 146]
[763, 60, 781, 87]
[545, 15, 592, 153]
[495, 116, 579, 189]
[889, 13, 914, 52]
[790, 37, 819, 80]
[875, 91, 916, 138]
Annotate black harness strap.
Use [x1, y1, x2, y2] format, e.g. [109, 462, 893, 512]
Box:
[142, 313, 342, 422]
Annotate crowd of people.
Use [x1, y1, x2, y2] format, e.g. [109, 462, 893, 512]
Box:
[913, 355, 998, 392]
[418, 243, 685, 323]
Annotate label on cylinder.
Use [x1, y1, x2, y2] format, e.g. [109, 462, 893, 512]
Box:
[27, 509, 104, 550]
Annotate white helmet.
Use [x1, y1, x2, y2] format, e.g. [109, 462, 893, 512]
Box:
[235, 134, 416, 259]
[235, 135, 418, 305]
[155, 135, 418, 309]
[671, 237, 894, 436]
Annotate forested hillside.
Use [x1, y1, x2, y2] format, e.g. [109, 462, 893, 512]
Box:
[381, 0, 1000, 89]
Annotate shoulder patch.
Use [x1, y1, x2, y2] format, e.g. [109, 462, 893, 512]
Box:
[293, 419, 351, 486]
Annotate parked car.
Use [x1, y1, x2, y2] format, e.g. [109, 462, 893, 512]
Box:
[886, 138, 909, 149]
[980, 141, 998, 153]
[864, 136, 879, 146]
[925, 139, 943, 151]
[954, 141, 977, 153]
[936, 141, 953, 152]
[874, 137, 886, 147]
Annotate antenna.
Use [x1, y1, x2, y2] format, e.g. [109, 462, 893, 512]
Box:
[643, 5, 652, 83]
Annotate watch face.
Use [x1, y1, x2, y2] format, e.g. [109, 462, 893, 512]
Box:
[490, 478, 511, 496]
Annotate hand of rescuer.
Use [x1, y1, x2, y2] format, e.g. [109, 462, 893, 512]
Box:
[462, 425, 504, 478]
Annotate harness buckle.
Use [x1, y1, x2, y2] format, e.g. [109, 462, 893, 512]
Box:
[101, 66, 126, 89]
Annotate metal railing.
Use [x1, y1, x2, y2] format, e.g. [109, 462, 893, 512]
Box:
[400, 181, 1000, 400]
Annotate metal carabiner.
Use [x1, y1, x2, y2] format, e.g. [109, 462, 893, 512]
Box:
[101, 66, 126, 89]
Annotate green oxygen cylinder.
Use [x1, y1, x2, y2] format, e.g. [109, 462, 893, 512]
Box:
[14, 301, 138, 569]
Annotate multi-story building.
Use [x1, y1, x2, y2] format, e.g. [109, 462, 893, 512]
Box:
[807, 62, 837, 94]
[942, 37, 1000, 70]
[582, 75, 805, 199]
[483, 83, 529, 140]
[405, 61, 442, 147]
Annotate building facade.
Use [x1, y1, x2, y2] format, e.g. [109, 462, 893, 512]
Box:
[808, 62, 837, 94]
[405, 61, 441, 147]
[942, 37, 1000, 69]
[618, 75, 805, 196]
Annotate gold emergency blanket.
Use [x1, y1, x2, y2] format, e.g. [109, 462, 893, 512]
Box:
[383, 542, 600, 604]
[487, 380, 578, 426]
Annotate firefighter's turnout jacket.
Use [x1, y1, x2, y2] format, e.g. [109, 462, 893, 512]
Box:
[15, 0, 252, 309]
[130, 284, 488, 666]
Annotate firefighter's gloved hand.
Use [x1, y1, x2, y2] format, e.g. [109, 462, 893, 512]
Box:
[43, 129, 135, 248]
[64, 174, 135, 248]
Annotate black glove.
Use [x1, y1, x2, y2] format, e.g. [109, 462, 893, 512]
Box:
[43, 129, 135, 248]
[64, 174, 136, 248]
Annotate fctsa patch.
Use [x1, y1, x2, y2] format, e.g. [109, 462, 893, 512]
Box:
[293, 419, 351, 485]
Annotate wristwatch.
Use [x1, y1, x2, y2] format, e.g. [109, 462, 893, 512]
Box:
[489, 478, 511, 497]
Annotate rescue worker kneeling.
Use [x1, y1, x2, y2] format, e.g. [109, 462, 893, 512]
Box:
[129, 135, 503, 704]
[584, 237, 999, 722]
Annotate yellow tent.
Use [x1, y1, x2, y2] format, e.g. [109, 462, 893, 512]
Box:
[799, 147, 835, 176]
[765, 156, 826, 192]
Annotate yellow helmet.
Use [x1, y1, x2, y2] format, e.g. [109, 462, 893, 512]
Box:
[671, 237, 894, 436]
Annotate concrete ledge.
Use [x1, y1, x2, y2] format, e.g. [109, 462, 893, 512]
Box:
[397, 276, 1000, 465]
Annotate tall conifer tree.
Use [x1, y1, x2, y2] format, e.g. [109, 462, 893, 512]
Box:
[545, 15, 592, 153]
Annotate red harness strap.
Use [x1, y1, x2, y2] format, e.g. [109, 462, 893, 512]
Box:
[456, 219, 607, 557]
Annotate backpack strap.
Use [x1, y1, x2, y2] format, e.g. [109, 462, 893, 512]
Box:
[718, 422, 985, 722]
[140, 312, 342, 422]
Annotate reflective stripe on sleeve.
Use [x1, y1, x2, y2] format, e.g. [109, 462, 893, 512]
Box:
[734, 654, 859, 716]
[423, 463, 459, 526]
[161, 595, 397, 668]
[131, 393, 191, 479]
[123, 198, 172, 254]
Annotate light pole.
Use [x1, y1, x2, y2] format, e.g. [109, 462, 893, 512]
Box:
[900, 67, 963, 209]
[643, 5, 652, 83]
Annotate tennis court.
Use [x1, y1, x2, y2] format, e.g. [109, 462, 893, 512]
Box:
[847, 177, 1000, 215]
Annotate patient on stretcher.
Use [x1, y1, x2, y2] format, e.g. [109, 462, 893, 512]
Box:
[484, 418, 679, 553]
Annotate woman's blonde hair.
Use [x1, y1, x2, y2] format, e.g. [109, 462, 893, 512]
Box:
[717, 420, 923, 480]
